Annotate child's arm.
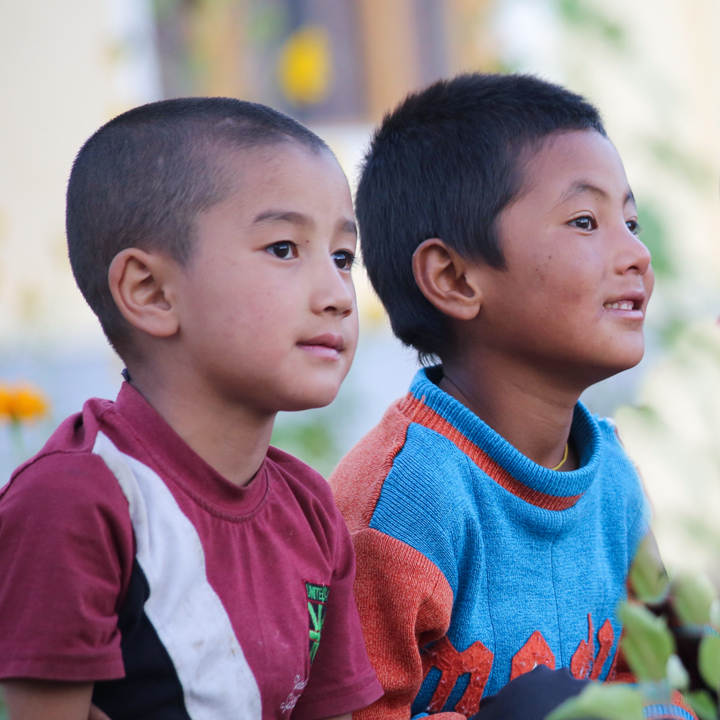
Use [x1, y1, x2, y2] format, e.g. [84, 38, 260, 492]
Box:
[2, 680, 94, 720]
[329, 407, 464, 720]
[2, 681, 114, 720]
[0, 454, 133, 691]
[350, 527, 463, 720]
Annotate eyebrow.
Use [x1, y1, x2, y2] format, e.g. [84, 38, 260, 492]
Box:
[556, 182, 635, 207]
[340, 218, 358, 235]
[253, 209, 357, 235]
[253, 210, 312, 226]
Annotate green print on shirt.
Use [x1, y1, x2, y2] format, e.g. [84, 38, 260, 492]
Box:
[305, 581, 330, 663]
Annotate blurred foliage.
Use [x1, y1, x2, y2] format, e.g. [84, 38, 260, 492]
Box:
[637, 203, 673, 278]
[629, 535, 670, 604]
[151, 0, 186, 21]
[647, 139, 715, 189]
[248, 2, 288, 47]
[550, 536, 720, 719]
[616, 322, 720, 574]
[557, 0, 626, 50]
[270, 414, 339, 479]
[674, 574, 720, 628]
[618, 601, 675, 684]
[546, 683, 644, 720]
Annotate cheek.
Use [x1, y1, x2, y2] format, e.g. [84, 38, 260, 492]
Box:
[512, 258, 604, 331]
[542, 251, 604, 299]
[182, 268, 278, 341]
[343, 313, 360, 366]
[644, 265, 655, 299]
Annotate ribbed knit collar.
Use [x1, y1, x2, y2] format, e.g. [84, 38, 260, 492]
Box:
[401, 367, 601, 511]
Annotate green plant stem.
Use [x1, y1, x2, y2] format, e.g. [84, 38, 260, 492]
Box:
[9, 419, 26, 463]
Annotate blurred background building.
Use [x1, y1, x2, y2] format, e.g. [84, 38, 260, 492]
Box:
[0, 0, 719, 576]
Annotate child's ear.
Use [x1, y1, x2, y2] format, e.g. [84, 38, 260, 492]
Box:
[412, 239, 482, 320]
[108, 248, 180, 338]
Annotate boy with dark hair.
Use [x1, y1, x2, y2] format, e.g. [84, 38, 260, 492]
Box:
[0, 98, 382, 719]
[330, 74, 691, 719]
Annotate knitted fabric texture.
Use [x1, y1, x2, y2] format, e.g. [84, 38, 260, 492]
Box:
[330, 367, 659, 720]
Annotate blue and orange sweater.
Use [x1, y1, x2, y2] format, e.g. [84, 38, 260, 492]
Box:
[330, 368, 691, 720]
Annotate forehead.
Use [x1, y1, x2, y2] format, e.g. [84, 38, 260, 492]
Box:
[518, 130, 631, 204]
[217, 142, 352, 216]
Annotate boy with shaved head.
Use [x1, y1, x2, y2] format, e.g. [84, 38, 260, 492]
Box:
[0, 98, 382, 720]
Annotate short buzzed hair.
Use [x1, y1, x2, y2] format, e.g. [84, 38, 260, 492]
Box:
[66, 97, 329, 355]
[356, 73, 606, 361]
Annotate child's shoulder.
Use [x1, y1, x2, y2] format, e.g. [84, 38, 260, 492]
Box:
[265, 444, 354, 537]
[594, 413, 620, 442]
[591, 413, 642, 479]
[589, 411, 649, 513]
[330, 388, 471, 536]
[2, 395, 121, 505]
[0, 396, 134, 559]
[266, 444, 338, 503]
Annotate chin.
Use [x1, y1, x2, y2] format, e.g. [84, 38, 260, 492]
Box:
[280, 384, 342, 412]
[590, 346, 646, 385]
[615, 340, 646, 372]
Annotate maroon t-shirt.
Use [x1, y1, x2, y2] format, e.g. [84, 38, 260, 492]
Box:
[0, 383, 382, 720]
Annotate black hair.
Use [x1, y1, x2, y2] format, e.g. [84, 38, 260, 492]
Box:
[356, 73, 606, 361]
[66, 96, 329, 355]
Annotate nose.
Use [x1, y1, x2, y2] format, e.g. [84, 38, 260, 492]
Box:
[616, 226, 652, 277]
[310, 258, 355, 318]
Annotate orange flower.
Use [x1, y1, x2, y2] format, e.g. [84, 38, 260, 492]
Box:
[0, 383, 49, 423]
[0, 384, 11, 418]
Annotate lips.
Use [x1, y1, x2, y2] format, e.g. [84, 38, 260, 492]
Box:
[297, 333, 345, 359]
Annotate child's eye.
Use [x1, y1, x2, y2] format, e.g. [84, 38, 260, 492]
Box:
[626, 220, 641, 236]
[569, 216, 597, 231]
[267, 241, 298, 260]
[332, 250, 355, 271]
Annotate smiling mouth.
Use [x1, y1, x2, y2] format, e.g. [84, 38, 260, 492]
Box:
[602, 294, 645, 316]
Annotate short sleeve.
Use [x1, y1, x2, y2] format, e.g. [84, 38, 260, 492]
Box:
[0, 452, 134, 681]
[291, 506, 383, 720]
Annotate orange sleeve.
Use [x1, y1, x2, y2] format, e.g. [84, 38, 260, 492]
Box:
[351, 528, 462, 720]
[330, 399, 463, 720]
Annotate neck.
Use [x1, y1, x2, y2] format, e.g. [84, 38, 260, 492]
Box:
[126, 362, 275, 487]
[440, 352, 583, 470]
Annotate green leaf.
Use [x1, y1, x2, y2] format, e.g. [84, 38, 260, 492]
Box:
[618, 602, 675, 681]
[709, 599, 720, 631]
[666, 653, 690, 691]
[685, 690, 718, 720]
[698, 634, 720, 692]
[546, 683, 644, 720]
[673, 573, 718, 627]
[629, 535, 670, 603]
